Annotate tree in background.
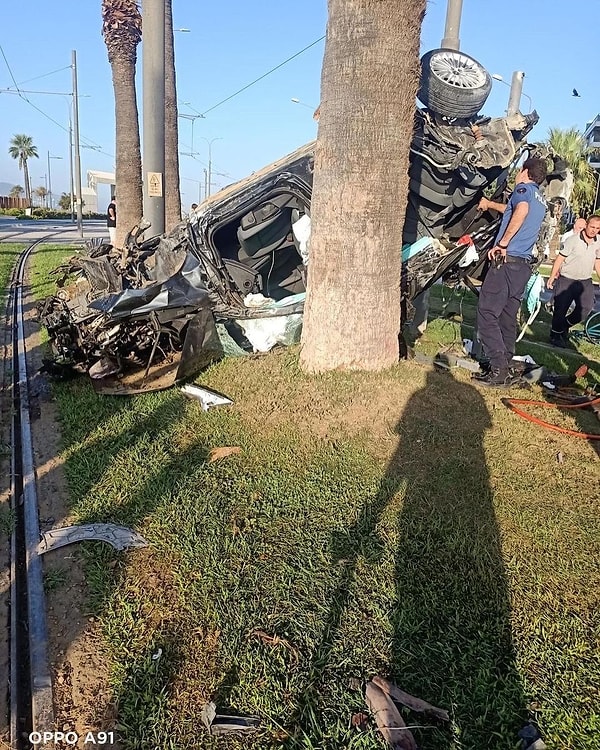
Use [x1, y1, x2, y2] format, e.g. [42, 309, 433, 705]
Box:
[547, 127, 597, 216]
[34, 185, 49, 208]
[102, 0, 143, 247]
[58, 192, 71, 211]
[9, 185, 24, 199]
[300, 0, 426, 372]
[8, 134, 38, 208]
[164, 0, 182, 229]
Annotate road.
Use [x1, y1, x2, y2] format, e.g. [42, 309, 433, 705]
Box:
[0, 217, 107, 244]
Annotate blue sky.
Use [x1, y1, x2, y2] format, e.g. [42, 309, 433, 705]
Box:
[1, 0, 597, 209]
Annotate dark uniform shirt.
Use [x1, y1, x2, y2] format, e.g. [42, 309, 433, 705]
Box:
[495, 182, 546, 259]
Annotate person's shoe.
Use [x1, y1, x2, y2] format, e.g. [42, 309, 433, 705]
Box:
[472, 360, 492, 380]
[549, 333, 569, 348]
[473, 368, 516, 387]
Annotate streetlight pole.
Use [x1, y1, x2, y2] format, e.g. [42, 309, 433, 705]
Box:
[47, 152, 62, 210]
[506, 71, 525, 117]
[441, 0, 463, 50]
[178, 112, 203, 157]
[142, 0, 166, 235]
[291, 97, 316, 110]
[71, 50, 83, 236]
[492, 72, 532, 113]
[68, 103, 75, 222]
[201, 137, 222, 198]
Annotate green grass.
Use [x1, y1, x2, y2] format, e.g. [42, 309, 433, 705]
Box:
[537, 264, 600, 284]
[29, 243, 81, 300]
[44, 566, 68, 593]
[422, 284, 600, 385]
[30, 250, 600, 750]
[0, 242, 25, 315]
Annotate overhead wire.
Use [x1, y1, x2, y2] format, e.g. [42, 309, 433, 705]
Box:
[197, 35, 325, 116]
[0, 43, 111, 158]
[0, 42, 23, 93]
[4, 65, 72, 90]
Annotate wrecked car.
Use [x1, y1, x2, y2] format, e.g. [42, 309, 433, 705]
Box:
[38, 48, 568, 394]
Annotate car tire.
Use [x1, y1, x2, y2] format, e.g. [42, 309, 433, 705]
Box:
[418, 48, 492, 119]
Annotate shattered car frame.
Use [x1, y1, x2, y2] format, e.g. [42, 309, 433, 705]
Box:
[38, 50, 569, 394]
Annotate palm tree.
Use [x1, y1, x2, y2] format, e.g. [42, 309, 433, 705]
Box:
[300, 0, 426, 372]
[164, 0, 182, 229]
[9, 185, 24, 199]
[547, 127, 597, 215]
[34, 185, 48, 208]
[102, 0, 143, 247]
[8, 134, 38, 208]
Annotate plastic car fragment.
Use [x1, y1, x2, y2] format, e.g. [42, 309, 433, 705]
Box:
[200, 702, 260, 736]
[181, 383, 233, 410]
[38, 523, 148, 554]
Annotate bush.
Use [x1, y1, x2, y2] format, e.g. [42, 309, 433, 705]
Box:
[0, 207, 26, 217]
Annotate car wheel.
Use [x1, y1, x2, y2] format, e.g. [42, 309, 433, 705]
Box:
[418, 48, 491, 119]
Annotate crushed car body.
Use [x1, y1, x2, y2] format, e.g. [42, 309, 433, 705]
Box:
[38, 48, 570, 394]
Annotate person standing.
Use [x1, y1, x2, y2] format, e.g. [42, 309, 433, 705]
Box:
[547, 214, 600, 347]
[107, 196, 117, 246]
[474, 157, 548, 386]
[559, 217, 586, 251]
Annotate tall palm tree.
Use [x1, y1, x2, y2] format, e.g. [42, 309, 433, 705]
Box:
[164, 0, 182, 229]
[547, 127, 597, 215]
[102, 0, 143, 247]
[300, 0, 426, 372]
[8, 134, 38, 208]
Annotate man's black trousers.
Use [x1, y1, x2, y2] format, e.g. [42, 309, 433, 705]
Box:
[550, 275, 596, 335]
[476, 260, 532, 372]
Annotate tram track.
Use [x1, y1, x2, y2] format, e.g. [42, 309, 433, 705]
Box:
[6, 237, 57, 749]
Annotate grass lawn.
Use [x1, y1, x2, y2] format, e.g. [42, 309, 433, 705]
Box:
[423, 284, 600, 385]
[0, 243, 25, 314]
[31, 247, 600, 750]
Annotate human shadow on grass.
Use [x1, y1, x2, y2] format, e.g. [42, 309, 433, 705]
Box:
[288, 369, 527, 749]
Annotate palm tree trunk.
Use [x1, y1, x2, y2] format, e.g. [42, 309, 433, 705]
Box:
[110, 54, 143, 247]
[164, 0, 182, 230]
[300, 0, 426, 372]
[23, 160, 31, 208]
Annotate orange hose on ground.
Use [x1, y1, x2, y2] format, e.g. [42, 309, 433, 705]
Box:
[503, 396, 600, 439]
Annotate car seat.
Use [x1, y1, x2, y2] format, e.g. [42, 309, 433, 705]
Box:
[236, 194, 299, 266]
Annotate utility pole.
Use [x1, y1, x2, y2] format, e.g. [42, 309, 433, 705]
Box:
[142, 0, 165, 234]
[203, 168, 208, 202]
[202, 137, 222, 198]
[441, 0, 463, 50]
[47, 152, 52, 209]
[68, 104, 75, 222]
[71, 50, 83, 236]
[507, 71, 525, 117]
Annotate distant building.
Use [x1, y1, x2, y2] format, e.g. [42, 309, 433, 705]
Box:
[584, 114, 600, 168]
[584, 115, 600, 211]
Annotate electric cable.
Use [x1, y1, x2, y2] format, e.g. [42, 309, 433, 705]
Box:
[197, 35, 325, 116]
[1, 43, 110, 157]
[5, 65, 71, 88]
[503, 394, 600, 439]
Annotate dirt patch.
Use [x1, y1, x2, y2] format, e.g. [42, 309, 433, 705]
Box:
[21, 252, 119, 748]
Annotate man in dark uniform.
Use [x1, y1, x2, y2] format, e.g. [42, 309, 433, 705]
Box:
[474, 157, 548, 386]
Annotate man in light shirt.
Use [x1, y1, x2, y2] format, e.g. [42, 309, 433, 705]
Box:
[547, 215, 600, 347]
